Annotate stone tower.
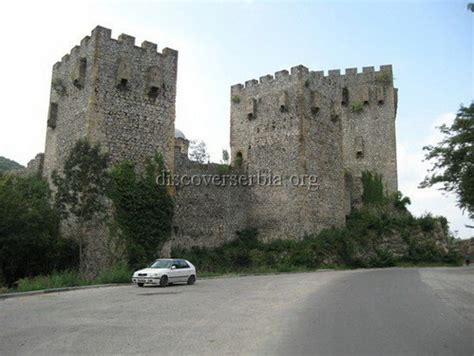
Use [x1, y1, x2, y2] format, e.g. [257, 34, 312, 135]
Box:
[230, 64, 398, 240]
[230, 65, 347, 241]
[332, 65, 398, 197]
[43, 26, 178, 181]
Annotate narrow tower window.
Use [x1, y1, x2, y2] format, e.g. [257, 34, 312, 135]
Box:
[279, 91, 289, 112]
[355, 136, 364, 158]
[72, 58, 86, 89]
[246, 98, 256, 120]
[48, 103, 58, 129]
[362, 87, 370, 105]
[377, 86, 385, 105]
[146, 66, 162, 101]
[341, 87, 349, 106]
[235, 152, 243, 167]
[116, 58, 131, 89]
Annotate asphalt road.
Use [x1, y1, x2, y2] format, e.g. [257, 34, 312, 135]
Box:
[0, 268, 472, 355]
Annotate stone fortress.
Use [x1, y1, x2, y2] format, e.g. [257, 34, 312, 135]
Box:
[29, 26, 398, 253]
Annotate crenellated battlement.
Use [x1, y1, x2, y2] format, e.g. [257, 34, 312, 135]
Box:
[231, 64, 393, 94]
[53, 25, 178, 70]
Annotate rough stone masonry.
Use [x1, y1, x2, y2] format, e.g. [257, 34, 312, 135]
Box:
[27, 26, 397, 266]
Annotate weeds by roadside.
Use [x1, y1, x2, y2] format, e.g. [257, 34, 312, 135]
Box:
[12, 263, 132, 293]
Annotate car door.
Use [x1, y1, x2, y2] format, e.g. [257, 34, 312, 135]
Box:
[168, 260, 181, 282]
[178, 260, 192, 281]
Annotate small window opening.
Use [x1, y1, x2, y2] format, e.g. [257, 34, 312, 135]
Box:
[148, 86, 159, 100]
[235, 152, 243, 167]
[311, 106, 320, 115]
[341, 87, 349, 106]
[73, 58, 86, 89]
[118, 78, 128, 89]
[247, 113, 254, 120]
[48, 103, 58, 129]
[356, 151, 363, 159]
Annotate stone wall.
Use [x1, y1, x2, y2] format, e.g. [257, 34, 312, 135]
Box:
[171, 149, 250, 248]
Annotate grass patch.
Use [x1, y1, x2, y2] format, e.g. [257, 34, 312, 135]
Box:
[11, 264, 132, 293]
[375, 71, 393, 85]
[351, 101, 364, 114]
[231, 95, 241, 104]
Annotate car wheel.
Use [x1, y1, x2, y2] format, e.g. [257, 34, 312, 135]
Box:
[187, 275, 196, 285]
[160, 275, 168, 287]
[137, 283, 144, 287]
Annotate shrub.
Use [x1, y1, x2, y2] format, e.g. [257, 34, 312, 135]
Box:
[109, 154, 174, 270]
[231, 95, 241, 104]
[96, 263, 132, 284]
[375, 71, 393, 85]
[417, 213, 436, 232]
[351, 102, 364, 114]
[0, 174, 78, 287]
[361, 171, 385, 205]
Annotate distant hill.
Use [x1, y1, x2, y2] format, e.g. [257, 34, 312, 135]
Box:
[0, 156, 24, 172]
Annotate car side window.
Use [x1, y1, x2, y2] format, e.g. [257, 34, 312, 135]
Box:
[178, 260, 189, 269]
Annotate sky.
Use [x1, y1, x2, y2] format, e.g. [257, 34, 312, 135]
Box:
[0, 0, 472, 238]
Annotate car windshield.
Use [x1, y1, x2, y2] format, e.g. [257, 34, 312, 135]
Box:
[150, 260, 172, 269]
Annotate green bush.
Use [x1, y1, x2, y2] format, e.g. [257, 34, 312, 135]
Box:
[351, 102, 364, 114]
[417, 213, 436, 232]
[96, 263, 132, 284]
[361, 171, 385, 205]
[0, 174, 79, 287]
[109, 154, 174, 270]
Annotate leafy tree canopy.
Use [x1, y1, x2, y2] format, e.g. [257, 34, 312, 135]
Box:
[0, 174, 77, 287]
[53, 139, 110, 222]
[189, 140, 210, 164]
[420, 104, 474, 220]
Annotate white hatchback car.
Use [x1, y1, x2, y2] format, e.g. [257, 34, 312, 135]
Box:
[132, 259, 197, 287]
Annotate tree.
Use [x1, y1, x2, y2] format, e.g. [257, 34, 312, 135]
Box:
[189, 140, 210, 164]
[0, 156, 24, 172]
[468, 3, 474, 12]
[221, 149, 230, 164]
[420, 104, 474, 220]
[109, 154, 174, 269]
[0, 173, 77, 287]
[52, 139, 110, 269]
